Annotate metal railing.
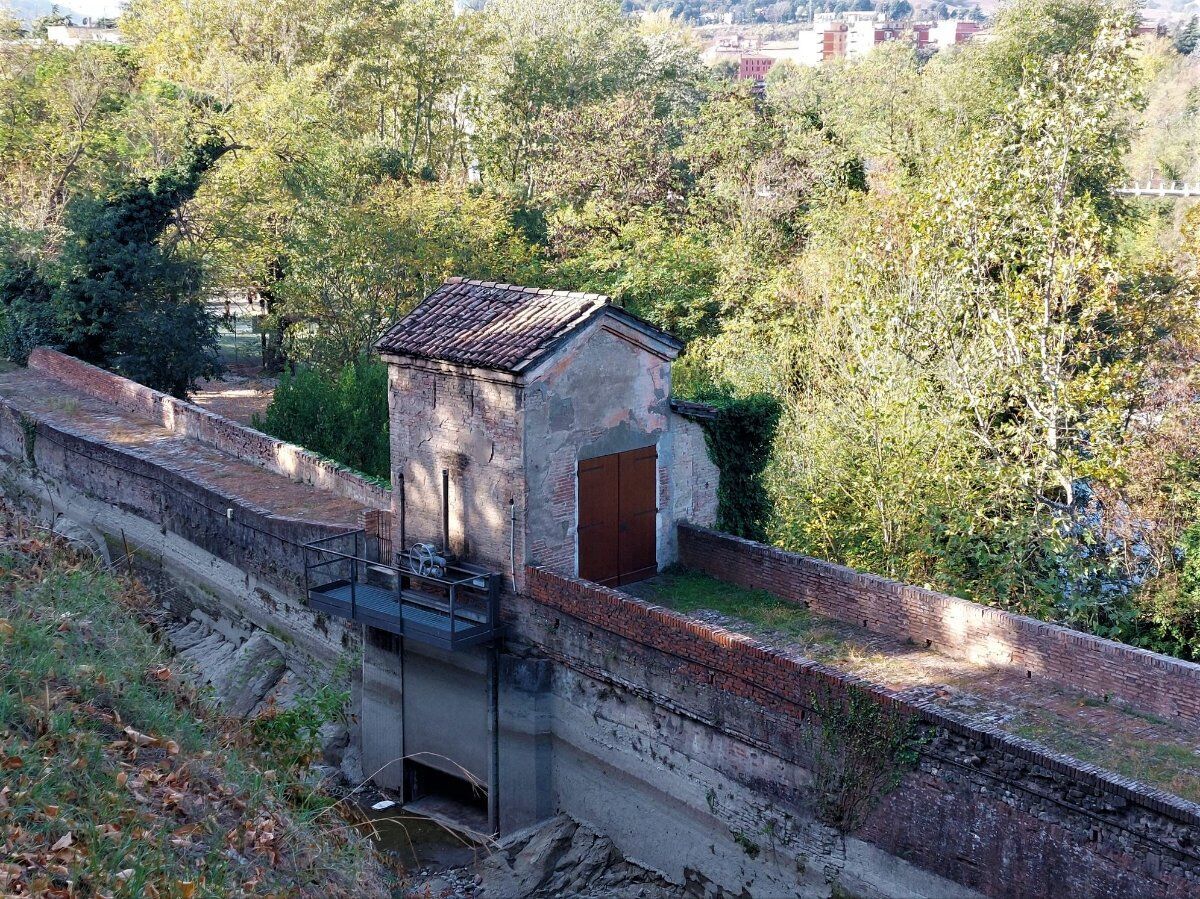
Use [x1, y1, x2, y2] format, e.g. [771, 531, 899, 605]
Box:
[1115, 181, 1200, 199]
[302, 530, 501, 642]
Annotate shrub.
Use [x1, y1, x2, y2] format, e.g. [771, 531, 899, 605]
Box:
[686, 387, 781, 541]
[0, 258, 58, 364]
[254, 357, 390, 481]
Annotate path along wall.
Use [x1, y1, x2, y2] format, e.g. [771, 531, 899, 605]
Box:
[0, 396, 350, 598]
[521, 565, 1200, 899]
[27, 348, 391, 511]
[679, 523, 1200, 726]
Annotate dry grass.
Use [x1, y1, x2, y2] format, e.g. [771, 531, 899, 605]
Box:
[0, 508, 395, 897]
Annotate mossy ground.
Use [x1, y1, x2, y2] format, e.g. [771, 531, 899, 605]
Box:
[0, 509, 395, 898]
[632, 567, 1200, 805]
[626, 568, 847, 647]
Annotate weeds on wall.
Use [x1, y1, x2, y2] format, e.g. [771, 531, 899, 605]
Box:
[807, 685, 920, 833]
[250, 679, 351, 772]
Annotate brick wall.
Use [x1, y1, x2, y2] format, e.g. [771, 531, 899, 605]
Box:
[386, 359, 525, 589]
[522, 565, 1200, 898]
[679, 524, 1200, 725]
[0, 399, 350, 596]
[27, 348, 390, 511]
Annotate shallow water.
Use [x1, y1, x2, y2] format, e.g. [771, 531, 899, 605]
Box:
[357, 804, 483, 871]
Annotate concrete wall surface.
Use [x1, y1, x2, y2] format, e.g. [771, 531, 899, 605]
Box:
[680, 524, 1200, 726]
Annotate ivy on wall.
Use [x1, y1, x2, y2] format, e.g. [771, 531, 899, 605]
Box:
[807, 685, 920, 833]
[692, 390, 781, 542]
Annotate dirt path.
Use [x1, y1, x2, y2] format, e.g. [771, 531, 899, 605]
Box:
[191, 374, 276, 426]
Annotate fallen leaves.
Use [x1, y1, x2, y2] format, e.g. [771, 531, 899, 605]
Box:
[122, 726, 157, 748]
[48, 832, 73, 852]
[0, 506, 389, 898]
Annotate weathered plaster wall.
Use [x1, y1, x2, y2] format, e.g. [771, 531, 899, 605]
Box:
[680, 524, 1200, 726]
[27, 348, 390, 510]
[523, 317, 674, 575]
[519, 566, 1200, 899]
[385, 357, 525, 589]
[669, 415, 719, 533]
[386, 320, 718, 588]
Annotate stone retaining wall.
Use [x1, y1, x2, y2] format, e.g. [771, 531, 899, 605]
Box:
[522, 565, 1200, 899]
[27, 348, 390, 511]
[679, 523, 1200, 725]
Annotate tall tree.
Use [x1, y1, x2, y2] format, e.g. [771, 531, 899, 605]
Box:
[54, 139, 230, 396]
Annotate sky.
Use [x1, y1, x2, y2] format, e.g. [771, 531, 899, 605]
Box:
[70, 0, 122, 15]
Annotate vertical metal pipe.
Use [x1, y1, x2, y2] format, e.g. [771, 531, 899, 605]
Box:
[350, 532, 357, 620]
[509, 499, 516, 582]
[487, 642, 500, 837]
[399, 473, 406, 559]
[441, 468, 450, 555]
[303, 544, 311, 600]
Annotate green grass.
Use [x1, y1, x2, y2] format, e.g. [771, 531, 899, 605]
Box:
[0, 518, 392, 897]
[630, 568, 845, 646]
[1014, 710, 1200, 803]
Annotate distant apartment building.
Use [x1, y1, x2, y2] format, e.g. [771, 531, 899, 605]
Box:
[45, 24, 124, 47]
[738, 56, 775, 84]
[719, 14, 979, 82]
[930, 19, 980, 50]
[847, 18, 902, 59]
[732, 23, 850, 87]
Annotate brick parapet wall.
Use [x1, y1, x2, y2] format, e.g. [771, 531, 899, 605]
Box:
[522, 565, 1200, 897]
[679, 523, 1200, 725]
[27, 348, 390, 512]
[0, 394, 351, 597]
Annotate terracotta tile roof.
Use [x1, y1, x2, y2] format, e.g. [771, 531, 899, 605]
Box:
[376, 278, 678, 373]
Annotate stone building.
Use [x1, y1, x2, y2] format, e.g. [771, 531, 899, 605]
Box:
[375, 277, 718, 592]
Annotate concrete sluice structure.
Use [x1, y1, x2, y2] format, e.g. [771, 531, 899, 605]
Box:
[0, 279, 1197, 898]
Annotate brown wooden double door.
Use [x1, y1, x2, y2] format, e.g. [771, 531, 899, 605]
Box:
[578, 445, 658, 587]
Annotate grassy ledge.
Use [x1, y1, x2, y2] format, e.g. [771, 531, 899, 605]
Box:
[0, 510, 394, 898]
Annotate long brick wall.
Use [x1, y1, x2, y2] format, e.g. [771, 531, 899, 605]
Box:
[679, 523, 1200, 725]
[0, 398, 357, 603]
[27, 348, 390, 511]
[523, 564, 1200, 898]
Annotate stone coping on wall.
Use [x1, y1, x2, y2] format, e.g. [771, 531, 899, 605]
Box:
[524, 564, 1200, 828]
[26, 348, 391, 511]
[0, 393, 355, 539]
[678, 523, 1200, 726]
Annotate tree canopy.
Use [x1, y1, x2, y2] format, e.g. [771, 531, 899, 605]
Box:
[3, 0, 1200, 659]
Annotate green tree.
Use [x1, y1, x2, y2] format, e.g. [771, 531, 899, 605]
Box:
[473, 0, 651, 191]
[0, 41, 137, 234]
[276, 177, 538, 370]
[255, 357, 390, 480]
[1175, 16, 1199, 57]
[54, 139, 229, 396]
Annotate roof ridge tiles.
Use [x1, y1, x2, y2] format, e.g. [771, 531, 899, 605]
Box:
[376, 277, 676, 374]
